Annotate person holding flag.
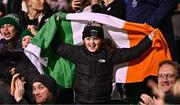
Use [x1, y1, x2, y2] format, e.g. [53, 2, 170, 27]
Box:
[51, 21, 155, 103]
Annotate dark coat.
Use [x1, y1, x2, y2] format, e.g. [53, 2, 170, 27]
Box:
[0, 63, 16, 104]
[0, 42, 40, 103]
[53, 36, 152, 103]
[126, 0, 177, 60]
[92, 0, 126, 19]
[0, 84, 16, 104]
[19, 4, 54, 30]
[15, 53, 40, 103]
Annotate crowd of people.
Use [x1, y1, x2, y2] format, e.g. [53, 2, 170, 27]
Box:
[0, 0, 180, 104]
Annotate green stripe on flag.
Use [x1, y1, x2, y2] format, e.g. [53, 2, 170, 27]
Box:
[30, 13, 75, 88]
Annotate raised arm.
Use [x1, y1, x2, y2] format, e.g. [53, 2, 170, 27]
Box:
[112, 30, 155, 64]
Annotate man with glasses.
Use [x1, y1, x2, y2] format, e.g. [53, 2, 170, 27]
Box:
[158, 60, 179, 94]
[140, 60, 179, 105]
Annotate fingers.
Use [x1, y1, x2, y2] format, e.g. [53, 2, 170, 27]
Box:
[27, 25, 37, 36]
[15, 78, 25, 90]
[140, 94, 154, 105]
[148, 29, 156, 41]
[9, 67, 16, 75]
[72, 0, 82, 11]
[10, 68, 19, 96]
[139, 101, 146, 105]
[14, 79, 25, 102]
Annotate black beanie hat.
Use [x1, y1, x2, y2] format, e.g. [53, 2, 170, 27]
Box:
[32, 75, 57, 96]
[82, 22, 104, 39]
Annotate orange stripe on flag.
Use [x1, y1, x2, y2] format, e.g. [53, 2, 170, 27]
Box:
[123, 22, 172, 83]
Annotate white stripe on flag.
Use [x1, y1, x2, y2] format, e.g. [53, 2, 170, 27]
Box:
[71, 21, 85, 45]
[66, 13, 125, 29]
[115, 63, 128, 83]
[24, 43, 47, 74]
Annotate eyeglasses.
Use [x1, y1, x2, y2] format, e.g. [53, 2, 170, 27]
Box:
[158, 74, 176, 79]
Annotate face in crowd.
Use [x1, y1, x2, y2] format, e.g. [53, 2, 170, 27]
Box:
[82, 22, 104, 53]
[84, 36, 103, 53]
[26, 0, 45, 12]
[158, 62, 177, 93]
[32, 82, 53, 104]
[22, 36, 32, 49]
[0, 24, 18, 41]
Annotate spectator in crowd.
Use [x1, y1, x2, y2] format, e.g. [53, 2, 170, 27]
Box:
[126, 0, 177, 61]
[121, 0, 178, 100]
[139, 60, 180, 105]
[0, 14, 40, 103]
[71, 0, 90, 12]
[46, 0, 72, 12]
[89, 0, 127, 99]
[0, 1, 6, 18]
[51, 21, 155, 103]
[172, 0, 180, 63]
[0, 66, 16, 104]
[0, 13, 22, 64]
[172, 0, 180, 39]
[20, 29, 34, 49]
[90, 0, 126, 19]
[0, 1, 6, 40]
[11, 74, 58, 104]
[0, 13, 23, 76]
[158, 60, 179, 94]
[31, 75, 58, 104]
[17, 0, 54, 30]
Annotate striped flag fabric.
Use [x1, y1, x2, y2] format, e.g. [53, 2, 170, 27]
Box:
[24, 12, 171, 88]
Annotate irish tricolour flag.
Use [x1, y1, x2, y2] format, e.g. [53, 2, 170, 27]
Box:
[24, 12, 171, 88]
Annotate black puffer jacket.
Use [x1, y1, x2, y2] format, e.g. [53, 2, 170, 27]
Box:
[54, 36, 152, 103]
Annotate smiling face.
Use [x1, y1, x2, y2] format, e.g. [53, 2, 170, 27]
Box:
[32, 82, 53, 104]
[83, 36, 103, 53]
[0, 24, 18, 41]
[158, 64, 177, 93]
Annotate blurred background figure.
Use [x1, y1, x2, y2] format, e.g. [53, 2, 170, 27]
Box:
[0, 1, 6, 18]
[120, 0, 178, 103]
[0, 1, 6, 39]
[172, 0, 180, 64]
[46, 0, 72, 12]
[20, 0, 53, 30]
[91, 0, 126, 19]
[9, 0, 53, 31]
[126, 0, 177, 61]
[0, 66, 16, 104]
[71, 0, 90, 12]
